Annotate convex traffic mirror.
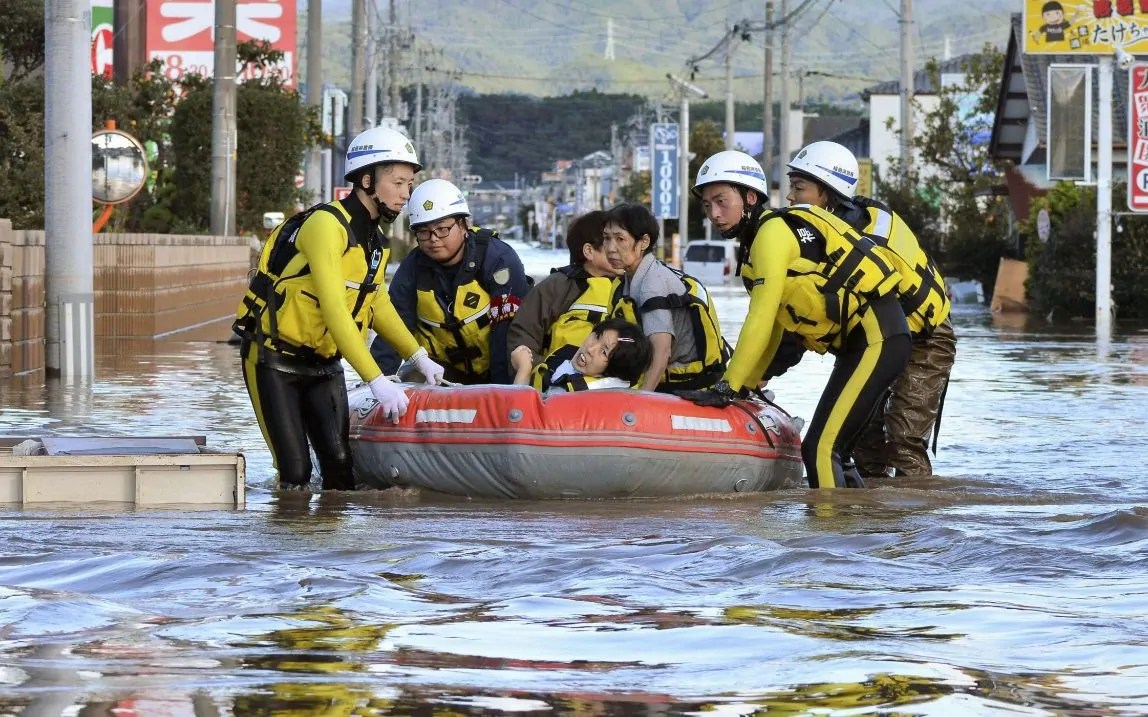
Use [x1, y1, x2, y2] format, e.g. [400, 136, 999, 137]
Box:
[91, 129, 148, 204]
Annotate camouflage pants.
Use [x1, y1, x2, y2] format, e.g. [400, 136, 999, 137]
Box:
[852, 316, 957, 477]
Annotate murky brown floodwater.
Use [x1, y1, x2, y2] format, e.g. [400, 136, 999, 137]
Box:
[1, 290, 1147, 716]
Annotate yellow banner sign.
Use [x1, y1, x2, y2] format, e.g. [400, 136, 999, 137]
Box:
[1024, 1, 1148, 54]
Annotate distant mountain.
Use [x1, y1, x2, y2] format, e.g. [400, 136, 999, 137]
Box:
[306, 0, 1014, 101]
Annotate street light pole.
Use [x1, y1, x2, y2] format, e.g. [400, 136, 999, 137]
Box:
[668, 74, 708, 260]
[1096, 55, 1113, 343]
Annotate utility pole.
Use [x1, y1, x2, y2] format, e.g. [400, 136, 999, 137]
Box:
[210, 0, 237, 237]
[389, 0, 401, 124]
[778, 0, 792, 200]
[611, 123, 620, 202]
[668, 74, 708, 258]
[900, 0, 914, 174]
[1097, 56, 1113, 342]
[414, 47, 424, 147]
[365, 1, 377, 128]
[349, 0, 366, 136]
[763, 0, 774, 184]
[724, 29, 736, 150]
[112, 0, 146, 84]
[304, 0, 322, 201]
[44, 0, 95, 379]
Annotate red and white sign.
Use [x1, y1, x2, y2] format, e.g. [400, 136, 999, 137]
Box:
[146, 0, 297, 87]
[333, 187, 352, 201]
[90, 0, 114, 78]
[1129, 63, 1148, 212]
[92, 23, 114, 78]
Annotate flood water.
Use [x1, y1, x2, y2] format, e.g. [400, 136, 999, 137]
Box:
[1, 280, 1147, 715]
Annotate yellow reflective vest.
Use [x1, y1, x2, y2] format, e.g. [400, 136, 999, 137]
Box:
[412, 230, 498, 382]
[613, 263, 731, 389]
[846, 197, 950, 338]
[739, 204, 902, 355]
[234, 201, 388, 363]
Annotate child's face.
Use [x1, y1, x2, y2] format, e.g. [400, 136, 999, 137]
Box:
[1043, 8, 1063, 24]
[573, 329, 620, 377]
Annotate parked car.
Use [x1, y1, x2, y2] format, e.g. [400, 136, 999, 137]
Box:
[681, 240, 738, 287]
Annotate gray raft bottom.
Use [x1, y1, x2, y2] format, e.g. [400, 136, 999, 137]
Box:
[352, 442, 803, 499]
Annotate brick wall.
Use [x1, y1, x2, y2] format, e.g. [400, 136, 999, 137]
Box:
[0, 221, 252, 380]
[0, 221, 46, 379]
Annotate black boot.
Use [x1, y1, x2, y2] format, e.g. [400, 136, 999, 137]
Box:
[841, 457, 866, 489]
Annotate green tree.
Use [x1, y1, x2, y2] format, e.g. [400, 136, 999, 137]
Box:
[1021, 181, 1148, 320]
[458, 90, 645, 180]
[170, 41, 321, 235]
[686, 119, 726, 238]
[0, 0, 46, 228]
[0, 0, 44, 83]
[619, 170, 650, 205]
[874, 44, 1009, 301]
[1, 2, 182, 231]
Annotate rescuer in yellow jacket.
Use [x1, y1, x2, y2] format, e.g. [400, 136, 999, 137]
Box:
[233, 126, 445, 491]
[786, 141, 957, 478]
[688, 150, 911, 489]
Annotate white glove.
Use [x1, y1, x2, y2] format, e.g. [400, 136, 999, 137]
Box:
[368, 375, 409, 421]
[409, 347, 446, 385]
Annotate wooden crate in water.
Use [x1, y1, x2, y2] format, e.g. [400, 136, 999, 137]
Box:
[0, 436, 245, 507]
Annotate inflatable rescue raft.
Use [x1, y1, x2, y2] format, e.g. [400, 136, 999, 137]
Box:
[348, 384, 803, 499]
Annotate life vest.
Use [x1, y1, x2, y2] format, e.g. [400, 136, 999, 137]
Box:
[740, 205, 902, 355]
[849, 196, 951, 338]
[233, 201, 388, 363]
[531, 267, 621, 391]
[614, 262, 731, 389]
[413, 229, 498, 383]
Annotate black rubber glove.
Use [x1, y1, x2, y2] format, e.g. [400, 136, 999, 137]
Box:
[676, 380, 745, 408]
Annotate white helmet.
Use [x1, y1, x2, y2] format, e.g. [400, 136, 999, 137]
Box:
[407, 179, 470, 227]
[787, 141, 859, 199]
[692, 150, 769, 198]
[343, 126, 421, 181]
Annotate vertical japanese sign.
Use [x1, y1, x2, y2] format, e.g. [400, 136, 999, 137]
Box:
[1128, 63, 1148, 211]
[650, 123, 680, 220]
[147, 0, 297, 87]
[1024, 0, 1148, 54]
[91, 0, 114, 78]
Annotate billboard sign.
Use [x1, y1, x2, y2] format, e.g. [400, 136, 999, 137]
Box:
[1129, 62, 1148, 211]
[650, 123, 679, 220]
[91, 0, 114, 78]
[1047, 64, 1092, 181]
[147, 0, 297, 87]
[1024, 0, 1148, 54]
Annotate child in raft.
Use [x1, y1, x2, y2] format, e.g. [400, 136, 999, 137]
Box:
[540, 318, 652, 394]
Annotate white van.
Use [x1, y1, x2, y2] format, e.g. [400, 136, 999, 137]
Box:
[681, 240, 738, 287]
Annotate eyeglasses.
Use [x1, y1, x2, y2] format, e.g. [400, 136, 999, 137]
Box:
[415, 219, 460, 244]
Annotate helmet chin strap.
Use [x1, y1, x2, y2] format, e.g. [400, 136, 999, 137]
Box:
[721, 195, 767, 239]
[376, 197, 399, 224]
